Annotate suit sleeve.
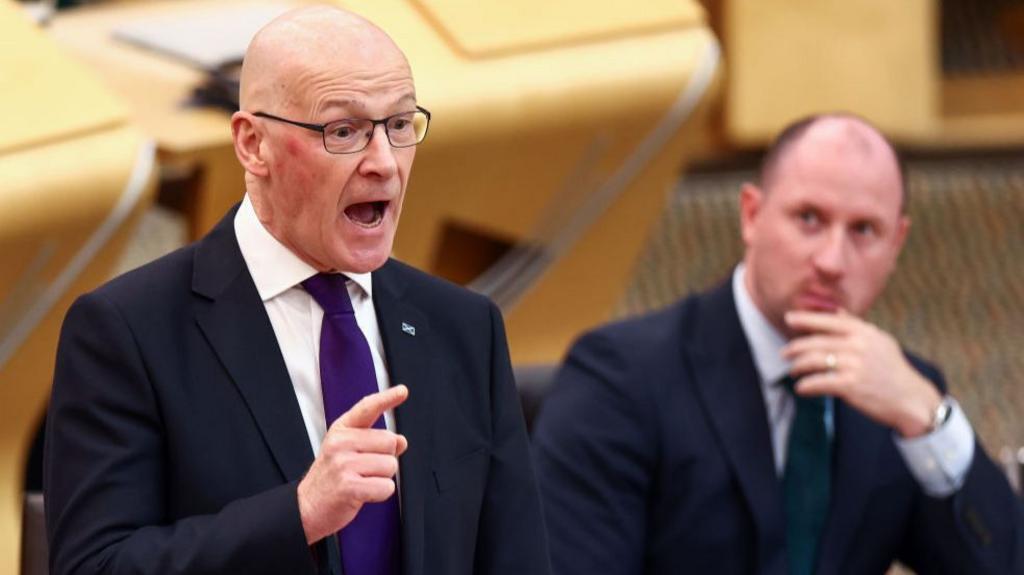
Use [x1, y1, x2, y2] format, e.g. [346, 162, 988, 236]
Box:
[44, 292, 318, 575]
[471, 302, 552, 574]
[532, 329, 657, 575]
[897, 362, 1024, 574]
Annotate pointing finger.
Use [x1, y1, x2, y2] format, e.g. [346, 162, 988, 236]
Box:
[338, 385, 409, 429]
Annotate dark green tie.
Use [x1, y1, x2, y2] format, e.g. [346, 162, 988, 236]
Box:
[781, 376, 831, 575]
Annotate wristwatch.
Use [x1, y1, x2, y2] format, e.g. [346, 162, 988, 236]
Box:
[929, 396, 953, 433]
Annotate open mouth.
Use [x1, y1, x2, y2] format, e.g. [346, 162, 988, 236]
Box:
[344, 200, 389, 228]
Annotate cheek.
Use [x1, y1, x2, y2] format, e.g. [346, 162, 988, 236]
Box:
[859, 254, 897, 293]
[761, 226, 802, 265]
[284, 136, 303, 159]
[275, 138, 329, 204]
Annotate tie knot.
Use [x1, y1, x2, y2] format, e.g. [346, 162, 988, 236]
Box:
[777, 374, 798, 394]
[302, 273, 354, 315]
[778, 374, 827, 413]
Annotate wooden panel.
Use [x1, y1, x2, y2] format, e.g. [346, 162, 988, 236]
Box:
[725, 0, 939, 145]
[411, 0, 701, 57]
[0, 1, 125, 154]
[935, 73, 1024, 148]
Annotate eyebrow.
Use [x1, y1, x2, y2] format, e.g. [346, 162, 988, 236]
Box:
[320, 92, 418, 116]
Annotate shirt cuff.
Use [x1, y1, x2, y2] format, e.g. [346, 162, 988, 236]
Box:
[894, 397, 975, 497]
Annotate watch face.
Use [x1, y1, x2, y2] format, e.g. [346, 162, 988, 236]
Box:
[933, 398, 952, 432]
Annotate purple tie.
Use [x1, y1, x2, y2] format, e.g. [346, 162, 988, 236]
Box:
[302, 273, 401, 575]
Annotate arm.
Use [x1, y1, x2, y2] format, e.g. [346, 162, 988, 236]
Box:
[532, 329, 656, 575]
[784, 310, 1024, 573]
[897, 364, 1024, 575]
[472, 302, 552, 575]
[44, 293, 316, 575]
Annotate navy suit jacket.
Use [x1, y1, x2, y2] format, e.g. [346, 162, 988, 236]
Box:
[533, 281, 1023, 574]
[45, 208, 550, 575]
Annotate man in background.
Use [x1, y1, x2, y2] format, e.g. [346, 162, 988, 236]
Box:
[45, 6, 549, 574]
[534, 113, 1023, 574]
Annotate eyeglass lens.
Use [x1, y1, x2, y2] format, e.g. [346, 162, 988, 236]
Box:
[323, 111, 429, 153]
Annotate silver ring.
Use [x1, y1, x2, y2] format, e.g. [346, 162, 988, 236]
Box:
[825, 352, 838, 372]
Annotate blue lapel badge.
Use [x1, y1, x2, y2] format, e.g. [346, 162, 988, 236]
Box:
[401, 322, 416, 336]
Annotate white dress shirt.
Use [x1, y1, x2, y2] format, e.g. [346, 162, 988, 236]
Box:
[732, 264, 975, 496]
[234, 194, 395, 456]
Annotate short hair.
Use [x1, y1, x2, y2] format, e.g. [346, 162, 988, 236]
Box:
[758, 112, 909, 211]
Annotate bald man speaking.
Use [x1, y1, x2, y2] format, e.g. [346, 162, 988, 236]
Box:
[44, 7, 550, 575]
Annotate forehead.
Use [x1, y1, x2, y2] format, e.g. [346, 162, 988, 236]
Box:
[299, 68, 416, 120]
[767, 122, 903, 219]
[278, 26, 414, 119]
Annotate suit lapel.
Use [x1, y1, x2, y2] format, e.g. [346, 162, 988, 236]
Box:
[192, 209, 315, 483]
[688, 283, 787, 571]
[373, 261, 435, 575]
[816, 401, 887, 572]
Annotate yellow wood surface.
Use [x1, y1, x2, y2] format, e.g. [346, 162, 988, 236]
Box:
[47, 0, 257, 239]
[725, 0, 939, 145]
[0, 0, 126, 154]
[411, 0, 701, 57]
[937, 73, 1024, 149]
[47, 0, 243, 154]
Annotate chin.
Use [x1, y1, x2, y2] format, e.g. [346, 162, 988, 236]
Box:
[335, 249, 390, 274]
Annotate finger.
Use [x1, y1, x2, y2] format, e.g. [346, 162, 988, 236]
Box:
[785, 310, 854, 336]
[324, 427, 403, 455]
[348, 453, 400, 479]
[338, 385, 409, 429]
[352, 477, 398, 503]
[395, 434, 408, 457]
[794, 370, 848, 398]
[788, 351, 840, 378]
[782, 334, 846, 360]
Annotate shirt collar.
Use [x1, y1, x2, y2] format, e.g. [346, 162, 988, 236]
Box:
[732, 264, 790, 385]
[233, 194, 373, 301]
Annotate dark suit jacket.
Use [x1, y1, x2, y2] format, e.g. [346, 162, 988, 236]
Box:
[44, 208, 550, 575]
[533, 281, 1023, 574]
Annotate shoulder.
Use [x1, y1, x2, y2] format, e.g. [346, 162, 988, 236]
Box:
[377, 258, 482, 297]
[570, 291, 708, 363]
[548, 292, 711, 411]
[76, 242, 200, 321]
[376, 258, 496, 314]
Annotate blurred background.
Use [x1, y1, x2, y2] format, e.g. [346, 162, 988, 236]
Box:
[1, 0, 1022, 573]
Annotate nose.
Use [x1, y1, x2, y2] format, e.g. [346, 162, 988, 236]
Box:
[358, 124, 398, 179]
[812, 226, 847, 279]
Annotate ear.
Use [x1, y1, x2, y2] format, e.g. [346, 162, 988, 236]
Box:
[739, 182, 764, 247]
[894, 214, 911, 253]
[231, 111, 270, 177]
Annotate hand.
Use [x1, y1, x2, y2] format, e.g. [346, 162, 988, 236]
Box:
[782, 310, 942, 438]
[297, 385, 409, 544]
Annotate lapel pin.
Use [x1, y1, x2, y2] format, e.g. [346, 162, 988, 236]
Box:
[401, 322, 416, 336]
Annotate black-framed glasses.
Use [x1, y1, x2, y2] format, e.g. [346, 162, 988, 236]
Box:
[252, 106, 431, 154]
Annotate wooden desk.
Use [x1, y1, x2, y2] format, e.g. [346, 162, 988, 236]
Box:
[48, 0, 259, 237]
